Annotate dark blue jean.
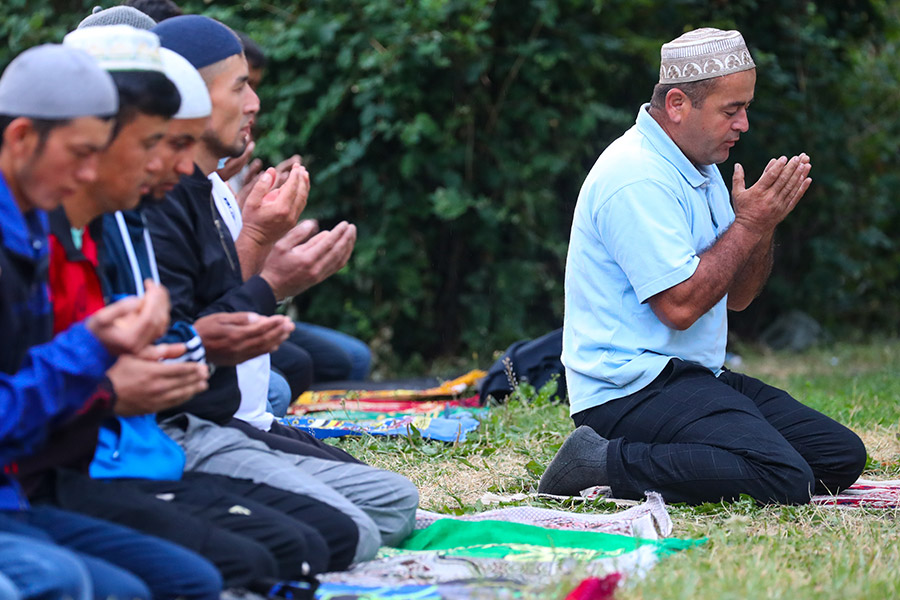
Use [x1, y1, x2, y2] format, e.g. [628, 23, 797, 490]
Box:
[287, 323, 372, 384]
[266, 370, 293, 417]
[573, 359, 867, 504]
[0, 506, 222, 600]
[0, 532, 91, 600]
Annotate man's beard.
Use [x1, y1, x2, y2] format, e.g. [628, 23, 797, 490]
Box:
[201, 129, 247, 161]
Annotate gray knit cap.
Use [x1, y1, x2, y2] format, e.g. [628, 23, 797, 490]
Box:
[0, 44, 118, 119]
[79, 5, 157, 30]
[659, 28, 755, 84]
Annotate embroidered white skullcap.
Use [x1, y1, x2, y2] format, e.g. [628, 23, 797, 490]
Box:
[659, 28, 755, 84]
[63, 25, 164, 73]
[0, 44, 118, 119]
[160, 48, 211, 119]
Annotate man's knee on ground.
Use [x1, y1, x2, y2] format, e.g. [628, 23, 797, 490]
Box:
[351, 512, 382, 563]
[818, 429, 867, 494]
[269, 521, 330, 576]
[765, 459, 816, 505]
[373, 471, 419, 547]
[168, 554, 223, 600]
[216, 537, 280, 589]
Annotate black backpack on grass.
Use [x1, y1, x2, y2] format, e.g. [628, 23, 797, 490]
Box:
[479, 328, 567, 403]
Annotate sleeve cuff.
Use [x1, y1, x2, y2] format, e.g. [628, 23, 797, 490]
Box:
[634, 255, 700, 304]
[243, 275, 278, 316]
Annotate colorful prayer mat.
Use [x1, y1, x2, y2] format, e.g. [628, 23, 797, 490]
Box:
[325, 544, 658, 585]
[811, 478, 900, 508]
[315, 583, 442, 600]
[289, 397, 482, 417]
[289, 371, 486, 415]
[309, 406, 488, 422]
[398, 518, 697, 560]
[278, 412, 481, 443]
[317, 495, 699, 599]
[532, 478, 900, 510]
[415, 492, 671, 539]
[315, 580, 545, 599]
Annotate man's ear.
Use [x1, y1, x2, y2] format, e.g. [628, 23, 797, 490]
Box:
[2, 117, 40, 160]
[664, 88, 691, 124]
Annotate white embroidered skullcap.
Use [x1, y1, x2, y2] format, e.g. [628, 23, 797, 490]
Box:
[0, 44, 118, 119]
[159, 48, 211, 119]
[63, 25, 164, 73]
[659, 28, 755, 84]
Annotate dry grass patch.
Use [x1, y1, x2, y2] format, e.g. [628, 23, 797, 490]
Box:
[858, 426, 900, 468]
[391, 448, 530, 509]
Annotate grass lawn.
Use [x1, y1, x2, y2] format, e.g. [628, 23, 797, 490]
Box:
[333, 339, 900, 599]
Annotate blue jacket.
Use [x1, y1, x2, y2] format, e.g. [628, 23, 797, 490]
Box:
[90, 209, 200, 481]
[0, 172, 114, 510]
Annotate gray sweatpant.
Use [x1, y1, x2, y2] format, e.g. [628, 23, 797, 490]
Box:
[161, 414, 418, 563]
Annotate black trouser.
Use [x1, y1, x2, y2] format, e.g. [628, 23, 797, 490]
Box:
[226, 417, 362, 464]
[43, 469, 358, 587]
[573, 359, 867, 505]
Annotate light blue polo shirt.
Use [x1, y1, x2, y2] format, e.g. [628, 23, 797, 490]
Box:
[563, 104, 735, 415]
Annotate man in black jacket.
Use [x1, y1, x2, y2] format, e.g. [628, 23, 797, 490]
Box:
[139, 15, 419, 563]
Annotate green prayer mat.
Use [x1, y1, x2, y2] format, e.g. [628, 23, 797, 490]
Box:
[398, 518, 699, 562]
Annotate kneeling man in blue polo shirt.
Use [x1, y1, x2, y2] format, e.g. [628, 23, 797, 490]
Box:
[539, 28, 866, 505]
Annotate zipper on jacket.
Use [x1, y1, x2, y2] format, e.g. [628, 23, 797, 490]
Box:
[209, 195, 238, 274]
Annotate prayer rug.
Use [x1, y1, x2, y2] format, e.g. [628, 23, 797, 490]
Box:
[315, 580, 539, 599]
[415, 492, 671, 539]
[316, 495, 699, 599]
[511, 478, 900, 510]
[398, 518, 697, 559]
[316, 526, 690, 597]
[307, 405, 488, 421]
[811, 478, 900, 508]
[314, 583, 442, 599]
[289, 397, 482, 417]
[278, 412, 481, 443]
[479, 486, 640, 509]
[289, 371, 486, 415]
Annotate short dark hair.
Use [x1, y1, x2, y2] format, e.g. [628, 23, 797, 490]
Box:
[0, 115, 70, 151]
[236, 31, 267, 70]
[110, 70, 180, 137]
[122, 0, 182, 22]
[650, 78, 719, 110]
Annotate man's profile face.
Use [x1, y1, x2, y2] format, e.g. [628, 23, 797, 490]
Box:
[203, 53, 259, 160]
[90, 112, 168, 212]
[678, 69, 756, 166]
[16, 116, 114, 212]
[150, 116, 209, 198]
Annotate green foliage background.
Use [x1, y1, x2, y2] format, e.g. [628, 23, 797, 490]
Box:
[3, 0, 899, 368]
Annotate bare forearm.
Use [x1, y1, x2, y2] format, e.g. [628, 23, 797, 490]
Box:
[649, 221, 763, 329]
[727, 231, 774, 310]
[234, 232, 272, 281]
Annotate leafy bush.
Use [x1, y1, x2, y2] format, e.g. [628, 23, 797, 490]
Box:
[2, 0, 897, 369]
